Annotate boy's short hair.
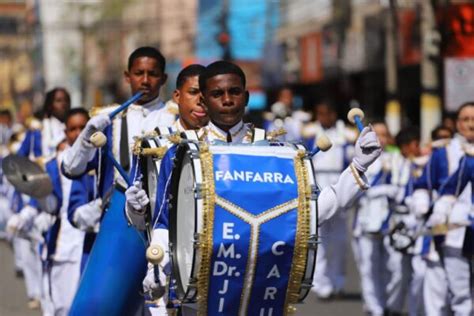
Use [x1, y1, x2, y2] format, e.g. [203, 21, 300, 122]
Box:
[128, 46, 166, 73]
[0, 109, 12, 119]
[65, 108, 89, 125]
[199, 61, 246, 92]
[431, 125, 453, 141]
[395, 126, 420, 147]
[176, 64, 206, 89]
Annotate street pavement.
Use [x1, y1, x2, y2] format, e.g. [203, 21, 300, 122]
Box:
[0, 238, 364, 316]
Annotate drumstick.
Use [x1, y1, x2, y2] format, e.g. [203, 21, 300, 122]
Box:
[310, 134, 332, 157]
[106, 150, 131, 186]
[347, 108, 365, 132]
[89, 92, 144, 147]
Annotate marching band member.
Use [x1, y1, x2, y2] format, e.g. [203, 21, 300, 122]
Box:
[61, 46, 175, 315]
[263, 87, 311, 143]
[30, 109, 88, 316]
[125, 64, 208, 315]
[351, 121, 392, 316]
[304, 101, 355, 299]
[6, 89, 70, 310]
[411, 102, 474, 316]
[17, 88, 70, 159]
[138, 61, 382, 314]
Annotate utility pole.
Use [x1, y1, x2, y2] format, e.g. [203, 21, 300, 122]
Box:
[385, 0, 401, 137]
[420, 0, 442, 144]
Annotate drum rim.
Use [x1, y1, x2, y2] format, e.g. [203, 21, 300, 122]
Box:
[169, 142, 200, 302]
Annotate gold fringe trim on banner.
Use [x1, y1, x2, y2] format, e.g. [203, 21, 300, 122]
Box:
[284, 150, 311, 315]
[197, 144, 215, 316]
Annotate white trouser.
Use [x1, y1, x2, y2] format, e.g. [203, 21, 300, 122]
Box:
[385, 237, 411, 312]
[441, 246, 472, 316]
[408, 255, 426, 316]
[423, 259, 449, 316]
[16, 238, 42, 300]
[41, 260, 81, 316]
[312, 210, 348, 297]
[354, 234, 389, 316]
[12, 236, 24, 271]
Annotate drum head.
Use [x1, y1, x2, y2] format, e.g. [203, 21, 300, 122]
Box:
[170, 144, 199, 301]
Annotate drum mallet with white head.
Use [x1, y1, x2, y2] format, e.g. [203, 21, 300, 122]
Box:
[89, 92, 144, 147]
[146, 244, 165, 286]
[347, 108, 365, 132]
[310, 134, 333, 157]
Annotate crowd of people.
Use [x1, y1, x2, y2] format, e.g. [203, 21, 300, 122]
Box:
[0, 45, 471, 316]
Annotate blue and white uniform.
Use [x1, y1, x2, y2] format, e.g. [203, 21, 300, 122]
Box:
[34, 151, 84, 316]
[412, 135, 473, 316]
[62, 97, 175, 316]
[304, 120, 355, 298]
[149, 120, 375, 315]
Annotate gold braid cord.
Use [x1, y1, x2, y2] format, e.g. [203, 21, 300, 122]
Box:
[284, 150, 311, 315]
[266, 128, 287, 140]
[197, 145, 215, 316]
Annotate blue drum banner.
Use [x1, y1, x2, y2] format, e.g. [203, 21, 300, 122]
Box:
[198, 146, 310, 316]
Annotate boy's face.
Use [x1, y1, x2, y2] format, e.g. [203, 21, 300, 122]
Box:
[124, 56, 167, 105]
[202, 74, 248, 131]
[457, 105, 474, 142]
[372, 123, 390, 148]
[0, 114, 12, 127]
[173, 76, 208, 130]
[52, 90, 70, 122]
[65, 114, 88, 146]
[401, 140, 420, 159]
[314, 104, 337, 129]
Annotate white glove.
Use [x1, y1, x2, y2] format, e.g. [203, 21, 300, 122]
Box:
[426, 195, 454, 227]
[73, 198, 102, 232]
[143, 263, 167, 300]
[33, 212, 56, 233]
[38, 194, 58, 214]
[352, 126, 382, 173]
[448, 199, 470, 226]
[83, 114, 111, 141]
[6, 205, 38, 234]
[409, 189, 430, 218]
[125, 181, 149, 230]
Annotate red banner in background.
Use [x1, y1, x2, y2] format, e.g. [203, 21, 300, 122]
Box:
[300, 33, 323, 83]
[439, 4, 474, 57]
[399, 9, 421, 66]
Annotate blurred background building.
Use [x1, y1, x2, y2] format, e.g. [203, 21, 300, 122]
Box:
[0, 0, 473, 142]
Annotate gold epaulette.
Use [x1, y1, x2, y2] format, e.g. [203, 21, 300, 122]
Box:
[167, 133, 182, 144]
[89, 104, 120, 117]
[431, 138, 450, 149]
[266, 128, 287, 140]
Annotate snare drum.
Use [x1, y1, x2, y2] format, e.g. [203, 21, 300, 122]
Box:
[169, 141, 318, 315]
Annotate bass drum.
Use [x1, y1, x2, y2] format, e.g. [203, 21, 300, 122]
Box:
[169, 141, 318, 315]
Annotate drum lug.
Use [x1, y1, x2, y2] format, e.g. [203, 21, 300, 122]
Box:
[187, 149, 200, 159]
[308, 234, 319, 249]
[188, 278, 198, 286]
[194, 184, 202, 199]
[310, 185, 319, 200]
[193, 233, 200, 247]
[300, 280, 313, 289]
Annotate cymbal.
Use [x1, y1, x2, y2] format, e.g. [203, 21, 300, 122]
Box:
[2, 154, 53, 198]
